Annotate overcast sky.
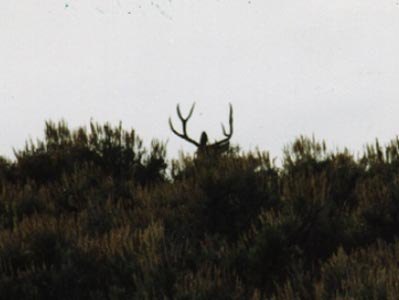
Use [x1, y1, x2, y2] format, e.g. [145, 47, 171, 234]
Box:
[1, 0, 399, 160]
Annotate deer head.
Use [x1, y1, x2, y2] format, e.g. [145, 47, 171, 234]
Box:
[169, 103, 233, 157]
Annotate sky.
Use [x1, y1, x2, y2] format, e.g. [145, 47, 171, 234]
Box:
[1, 0, 399, 161]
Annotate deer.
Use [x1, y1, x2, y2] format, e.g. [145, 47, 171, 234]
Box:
[169, 103, 233, 158]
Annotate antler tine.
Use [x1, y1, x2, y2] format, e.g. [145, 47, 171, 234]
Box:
[221, 103, 233, 137]
[211, 103, 233, 148]
[187, 103, 196, 119]
[168, 117, 179, 135]
[176, 103, 196, 121]
[169, 103, 200, 147]
[176, 104, 184, 120]
[221, 124, 229, 137]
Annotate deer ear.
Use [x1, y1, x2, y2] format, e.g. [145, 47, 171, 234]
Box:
[200, 132, 208, 146]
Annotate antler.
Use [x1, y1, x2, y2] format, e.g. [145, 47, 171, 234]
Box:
[169, 103, 234, 155]
[169, 103, 200, 147]
[211, 103, 233, 147]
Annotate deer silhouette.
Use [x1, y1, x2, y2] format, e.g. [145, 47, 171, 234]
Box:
[169, 103, 233, 158]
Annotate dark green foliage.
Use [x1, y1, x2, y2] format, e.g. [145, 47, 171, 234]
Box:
[12, 121, 167, 185]
[1, 122, 399, 299]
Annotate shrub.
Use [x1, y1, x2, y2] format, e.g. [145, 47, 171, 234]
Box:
[0, 122, 399, 298]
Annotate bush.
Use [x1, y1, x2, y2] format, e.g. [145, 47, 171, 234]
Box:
[0, 122, 399, 298]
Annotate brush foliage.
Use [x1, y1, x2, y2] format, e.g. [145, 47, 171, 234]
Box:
[0, 122, 399, 299]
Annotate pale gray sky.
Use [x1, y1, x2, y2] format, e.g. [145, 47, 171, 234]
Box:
[1, 0, 399, 160]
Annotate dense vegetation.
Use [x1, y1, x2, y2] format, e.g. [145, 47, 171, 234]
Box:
[0, 120, 399, 299]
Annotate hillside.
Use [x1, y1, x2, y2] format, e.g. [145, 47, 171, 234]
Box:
[0, 121, 398, 299]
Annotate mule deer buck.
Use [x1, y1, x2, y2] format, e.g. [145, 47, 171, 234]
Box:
[169, 103, 233, 158]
